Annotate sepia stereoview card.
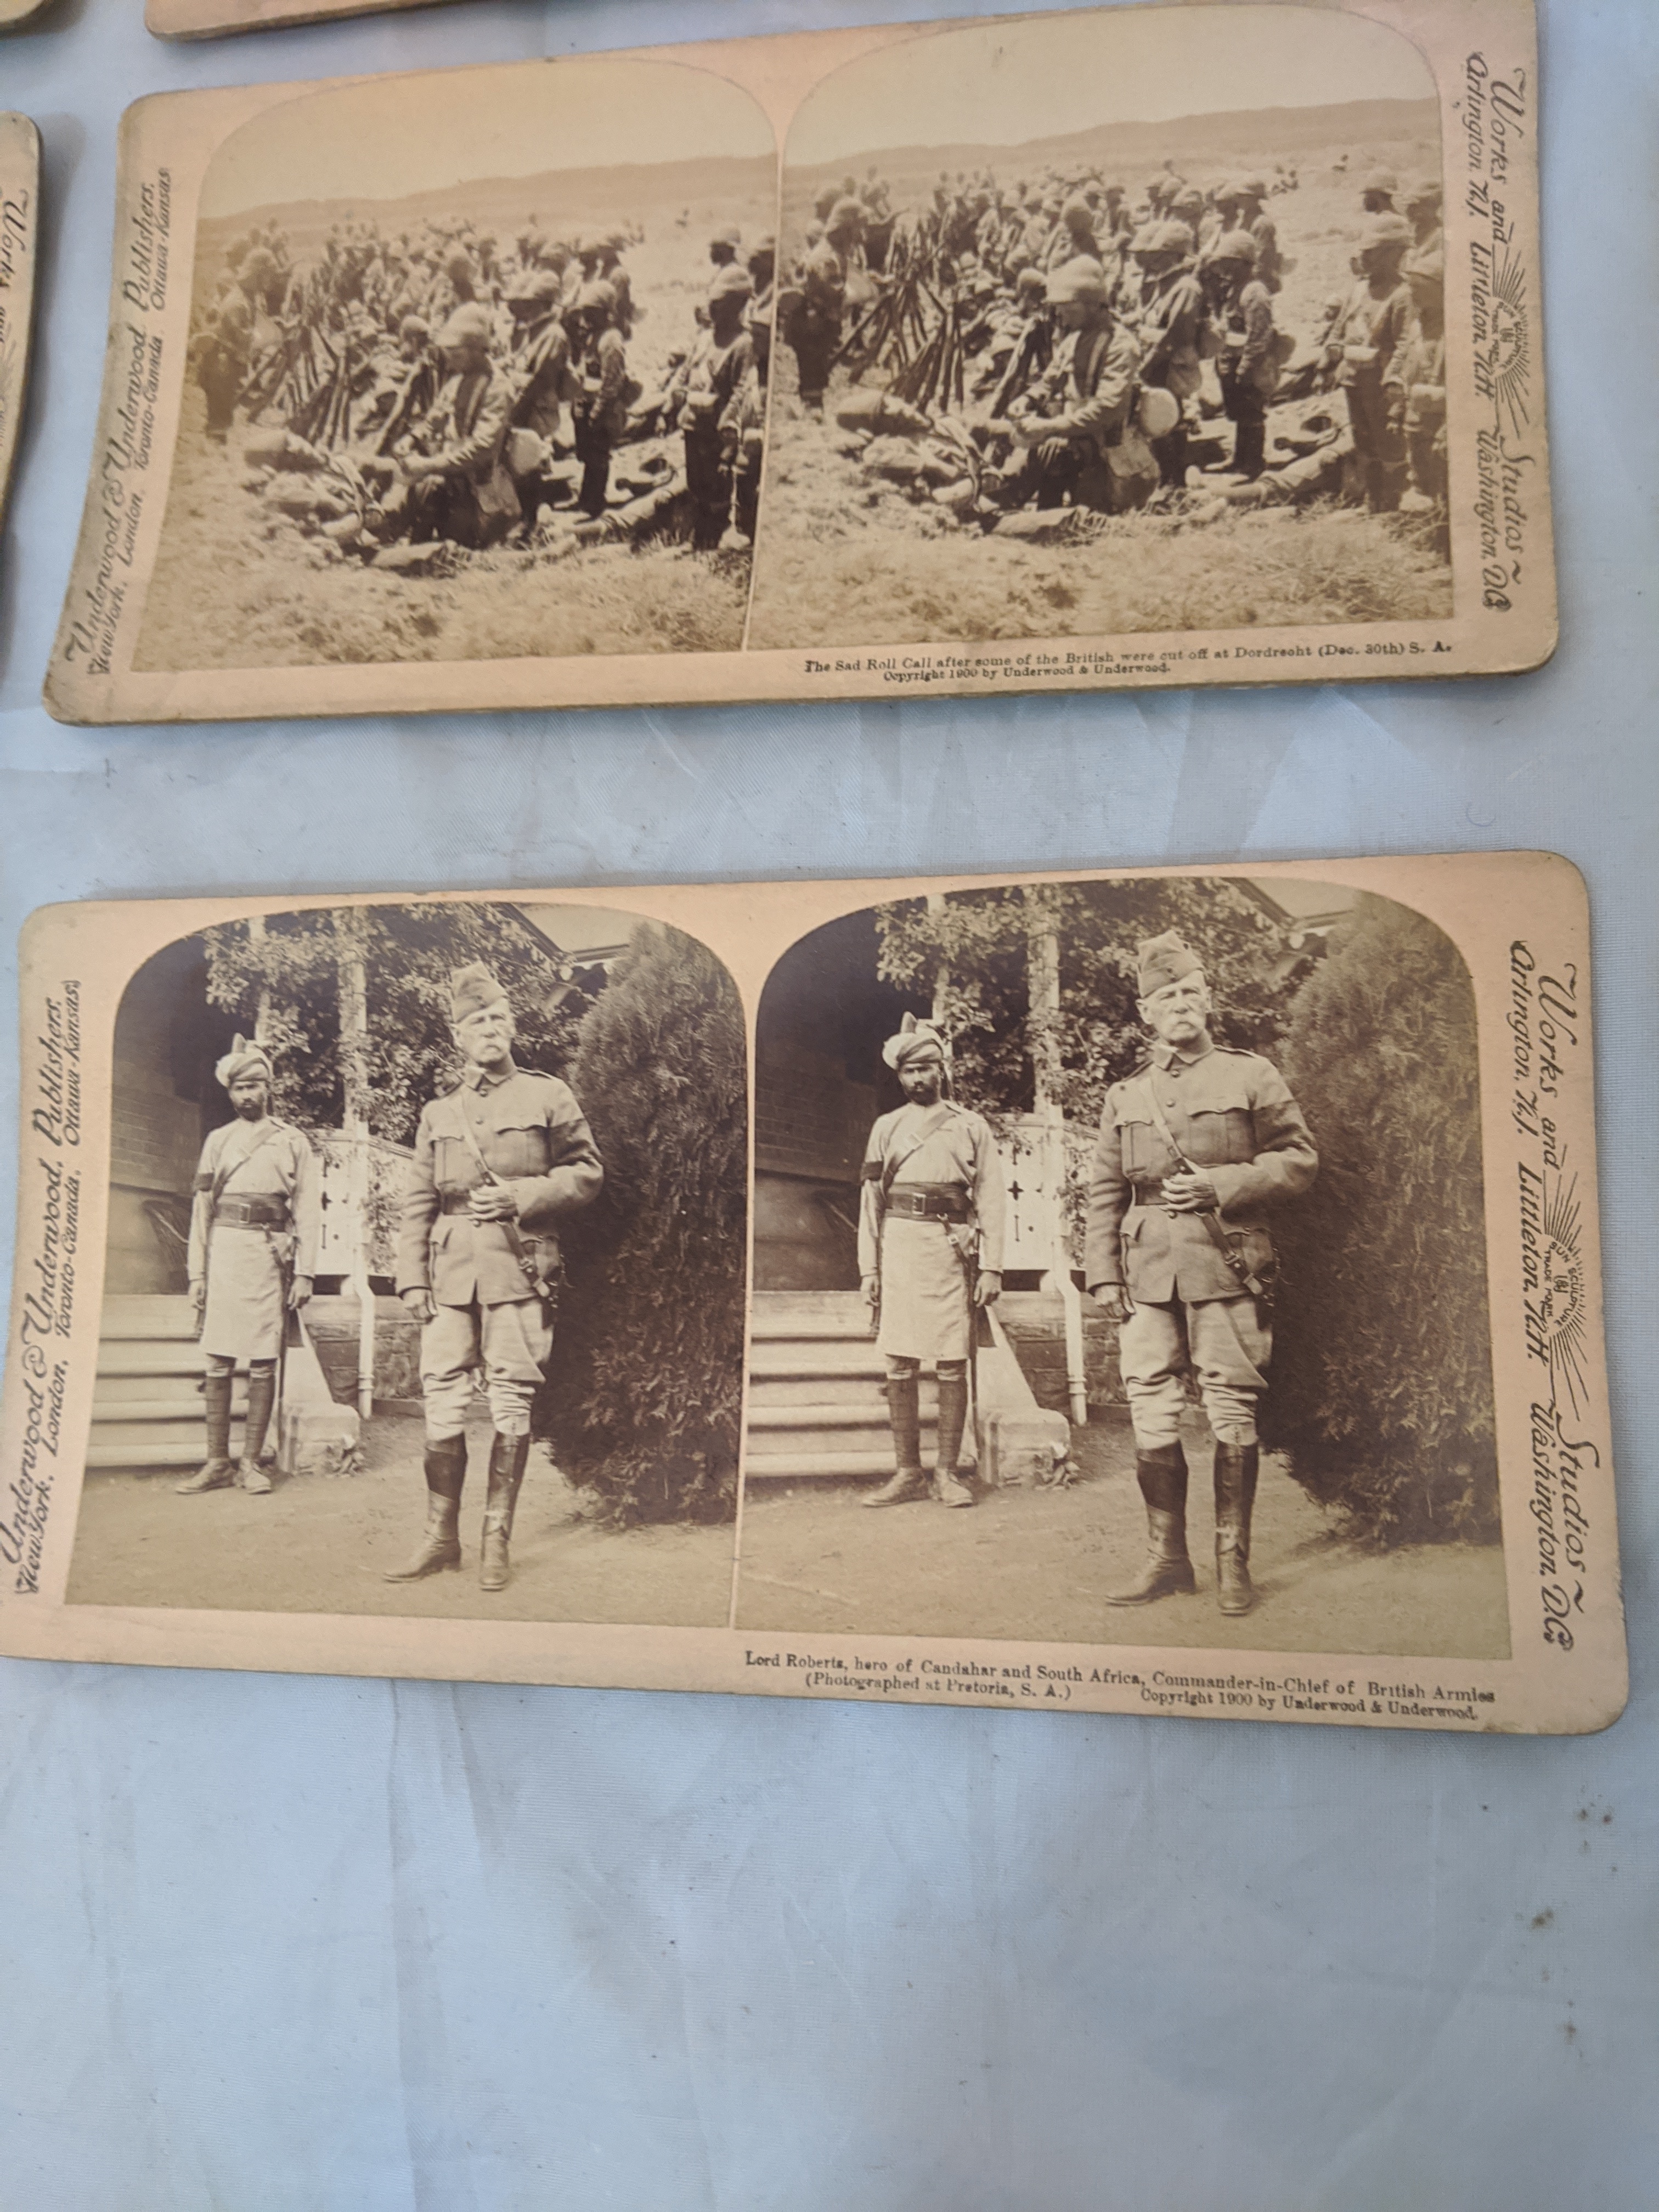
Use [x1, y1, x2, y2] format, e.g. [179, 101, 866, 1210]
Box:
[0, 853, 1623, 1735]
[149, 0, 481, 41]
[46, 0, 1551, 725]
[0, 117, 40, 546]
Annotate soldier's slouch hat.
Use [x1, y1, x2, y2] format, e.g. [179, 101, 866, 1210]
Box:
[1136, 932, 1203, 998]
[1358, 212, 1413, 252]
[449, 964, 510, 1021]
[882, 1013, 947, 1072]
[216, 1035, 274, 1088]
[1046, 256, 1108, 306]
[436, 304, 493, 349]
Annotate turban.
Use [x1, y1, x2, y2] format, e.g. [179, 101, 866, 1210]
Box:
[882, 1013, 947, 1073]
[215, 1034, 273, 1089]
[1136, 932, 1203, 999]
[449, 963, 509, 1021]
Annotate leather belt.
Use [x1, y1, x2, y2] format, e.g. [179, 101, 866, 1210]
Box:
[885, 1183, 970, 1223]
[440, 1191, 479, 1215]
[1129, 1180, 1171, 1204]
[214, 1195, 290, 1229]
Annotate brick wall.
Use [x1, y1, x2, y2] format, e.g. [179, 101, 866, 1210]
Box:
[755, 1039, 875, 1181]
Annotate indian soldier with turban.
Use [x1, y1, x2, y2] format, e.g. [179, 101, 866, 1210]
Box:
[857, 1015, 1005, 1511]
[1084, 935, 1317, 1616]
[391, 965, 603, 1592]
[178, 1039, 320, 1498]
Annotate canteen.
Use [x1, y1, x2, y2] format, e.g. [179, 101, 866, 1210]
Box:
[1136, 384, 1180, 438]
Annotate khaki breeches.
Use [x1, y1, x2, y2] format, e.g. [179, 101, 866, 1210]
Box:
[1119, 1295, 1271, 1448]
[420, 1297, 552, 1440]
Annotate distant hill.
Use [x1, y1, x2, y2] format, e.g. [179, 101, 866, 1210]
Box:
[199, 150, 777, 263]
[791, 97, 1439, 198]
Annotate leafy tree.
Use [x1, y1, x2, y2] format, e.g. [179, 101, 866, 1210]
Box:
[535, 925, 747, 1526]
[1261, 894, 1499, 1546]
[875, 877, 1296, 1129]
[201, 904, 594, 1144]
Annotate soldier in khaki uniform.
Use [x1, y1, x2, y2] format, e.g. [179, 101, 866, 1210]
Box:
[1085, 934, 1317, 1616]
[391, 964, 602, 1591]
[857, 1017, 1005, 1510]
[179, 1037, 320, 1497]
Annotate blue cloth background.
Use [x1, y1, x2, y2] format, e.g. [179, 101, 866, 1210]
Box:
[2, 2, 1655, 2204]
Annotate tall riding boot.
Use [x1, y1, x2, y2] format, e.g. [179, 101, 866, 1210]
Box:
[1214, 1443, 1261, 1616]
[479, 1432, 531, 1592]
[237, 1368, 277, 1494]
[383, 1436, 467, 1580]
[1106, 1443, 1197, 1605]
[931, 1372, 974, 1509]
[862, 1374, 929, 1507]
[177, 1372, 235, 1493]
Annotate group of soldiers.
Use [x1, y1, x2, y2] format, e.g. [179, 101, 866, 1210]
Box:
[191, 206, 776, 555]
[782, 159, 1447, 516]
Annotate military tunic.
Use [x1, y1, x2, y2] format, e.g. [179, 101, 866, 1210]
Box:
[857, 1102, 1005, 1363]
[1085, 1041, 1316, 1447]
[397, 1060, 603, 1438]
[189, 1118, 321, 1363]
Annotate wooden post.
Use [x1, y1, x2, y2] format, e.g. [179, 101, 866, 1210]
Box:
[926, 890, 951, 1032]
[1024, 890, 1088, 1427]
[335, 911, 375, 1422]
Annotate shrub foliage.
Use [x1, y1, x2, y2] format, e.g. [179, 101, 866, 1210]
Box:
[535, 925, 747, 1526]
[1261, 895, 1500, 1546]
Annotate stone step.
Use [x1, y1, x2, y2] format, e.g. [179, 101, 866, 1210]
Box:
[99, 1294, 198, 1342]
[93, 1372, 227, 1406]
[89, 1420, 250, 1455]
[86, 1441, 245, 1472]
[748, 1340, 887, 1381]
[92, 1393, 249, 1426]
[748, 1423, 917, 1460]
[97, 1341, 210, 1379]
[742, 1449, 901, 1481]
[748, 1310, 874, 1343]
[746, 1373, 894, 1409]
[746, 1400, 928, 1431]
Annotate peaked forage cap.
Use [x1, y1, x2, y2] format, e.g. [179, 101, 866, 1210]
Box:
[450, 962, 509, 1020]
[1136, 932, 1203, 997]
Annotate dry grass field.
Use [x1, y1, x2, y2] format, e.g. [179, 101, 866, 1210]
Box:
[134, 164, 770, 673]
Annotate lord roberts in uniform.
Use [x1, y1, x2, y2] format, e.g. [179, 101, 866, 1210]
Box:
[391, 964, 603, 1593]
[1085, 933, 1317, 1616]
[858, 1015, 1005, 1510]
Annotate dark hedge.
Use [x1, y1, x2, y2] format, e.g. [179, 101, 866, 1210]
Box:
[534, 924, 747, 1526]
[1261, 894, 1502, 1547]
